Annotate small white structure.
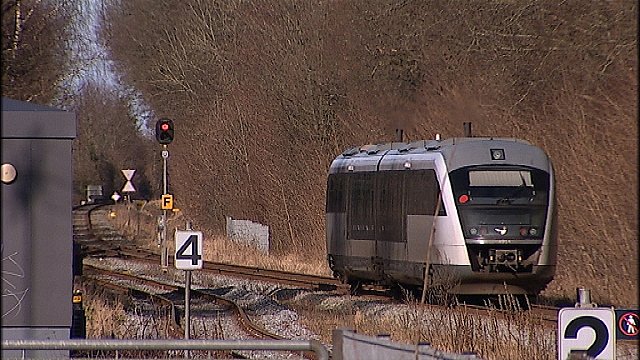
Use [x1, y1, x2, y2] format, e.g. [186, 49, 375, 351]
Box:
[225, 217, 270, 253]
[86, 185, 103, 203]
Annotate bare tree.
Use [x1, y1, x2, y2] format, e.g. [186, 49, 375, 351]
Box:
[104, 0, 636, 304]
[1, 0, 74, 102]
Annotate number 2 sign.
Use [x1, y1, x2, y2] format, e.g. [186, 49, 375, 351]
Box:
[175, 230, 203, 270]
[558, 307, 616, 360]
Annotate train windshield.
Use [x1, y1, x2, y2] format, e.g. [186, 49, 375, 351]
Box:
[450, 166, 550, 240]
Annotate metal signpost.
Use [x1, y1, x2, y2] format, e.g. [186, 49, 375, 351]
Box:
[161, 147, 169, 268]
[155, 118, 174, 268]
[175, 226, 203, 349]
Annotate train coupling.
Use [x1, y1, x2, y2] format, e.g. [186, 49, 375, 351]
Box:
[487, 249, 523, 271]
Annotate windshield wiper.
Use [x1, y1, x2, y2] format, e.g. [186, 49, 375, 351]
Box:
[497, 186, 530, 204]
[497, 171, 532, 204]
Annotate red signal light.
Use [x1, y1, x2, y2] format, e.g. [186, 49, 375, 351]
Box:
[458, 194, 469, 204]
[155, 118, 174, 145]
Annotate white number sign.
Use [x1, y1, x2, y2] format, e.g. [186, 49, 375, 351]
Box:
[558, 307, 616, 360]
[174, 230, 203, 270]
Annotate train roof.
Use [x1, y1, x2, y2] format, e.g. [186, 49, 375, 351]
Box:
[334, 137, 552, 173]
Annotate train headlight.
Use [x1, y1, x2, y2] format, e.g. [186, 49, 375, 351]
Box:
[519, 227, 538, 237]
[469, 227, 478, 236]
[490, 148, 505, 160]
[404, 161, 411, 169]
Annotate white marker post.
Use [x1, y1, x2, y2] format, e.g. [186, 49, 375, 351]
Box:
[175, 224, 203, 349]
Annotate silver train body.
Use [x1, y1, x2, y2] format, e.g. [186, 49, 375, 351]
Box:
[326, 137, 557, 295]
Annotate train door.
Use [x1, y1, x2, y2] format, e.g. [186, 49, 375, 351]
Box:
[375, 170, 404, 279]
[375, 158, 442, 282]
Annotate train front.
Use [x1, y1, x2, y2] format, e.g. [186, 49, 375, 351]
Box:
[444, 138, 557, 295]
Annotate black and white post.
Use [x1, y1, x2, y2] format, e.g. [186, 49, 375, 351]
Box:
[161, 146, 169, 268]
[174, 225, 203, 344]
[155, 118, 174, 268]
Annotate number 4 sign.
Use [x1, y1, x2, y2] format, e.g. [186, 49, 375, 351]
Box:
[558, 307, 616, 360]
[175, 230, 203, 270]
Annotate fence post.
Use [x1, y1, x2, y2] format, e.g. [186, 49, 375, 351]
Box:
[332, 328, 353, 360]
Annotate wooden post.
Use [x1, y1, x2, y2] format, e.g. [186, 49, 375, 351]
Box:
[421, 192, 442, 304]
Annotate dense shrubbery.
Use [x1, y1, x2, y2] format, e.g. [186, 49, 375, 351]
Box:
[106, 1, 637, 306]
[2, 0, 636, 306]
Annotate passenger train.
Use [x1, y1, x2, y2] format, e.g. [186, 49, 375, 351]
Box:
[325, 132, 557, 296]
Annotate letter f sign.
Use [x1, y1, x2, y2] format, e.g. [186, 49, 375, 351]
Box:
[162, 194, 174, 210]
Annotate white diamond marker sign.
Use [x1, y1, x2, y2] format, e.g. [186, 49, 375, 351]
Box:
[121, 169, 136, 192]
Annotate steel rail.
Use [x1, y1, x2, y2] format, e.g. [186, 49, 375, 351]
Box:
[81, 206, 347, 293]
[84, 264, 285, 341]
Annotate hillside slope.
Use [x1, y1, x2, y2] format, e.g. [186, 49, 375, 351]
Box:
[106, 1, 637, 306]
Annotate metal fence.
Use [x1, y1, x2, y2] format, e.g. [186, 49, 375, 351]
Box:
[332, 329, 481, 360]
[2, 339, 328, 360]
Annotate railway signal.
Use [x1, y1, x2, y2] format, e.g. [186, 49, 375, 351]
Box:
[155, 118, 174, 145]
[155, 118, 174, 268]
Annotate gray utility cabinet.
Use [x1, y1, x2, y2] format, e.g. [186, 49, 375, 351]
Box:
[1, 97, 76, 358]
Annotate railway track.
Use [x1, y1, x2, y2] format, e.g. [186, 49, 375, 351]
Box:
[75, 203, 574, 353]
[75, 204, 564, 314]
[74, 203, 319, 359]
[84, 264, 283, 340]
[84, 265, 183, 338]
[76, 204, 349, 293]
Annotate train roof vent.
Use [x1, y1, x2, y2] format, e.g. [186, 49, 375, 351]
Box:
[361, 144, 380, 154]
[398, 144, 412, 152]
[423, 139, 441, 151]
[342, 147, 360, 156]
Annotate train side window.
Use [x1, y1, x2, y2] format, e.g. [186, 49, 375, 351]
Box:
[377, 171, 404, 242]
[348, 173, 375, 240]
[326, 174, 346, 212]
[405, 169, 445, 216]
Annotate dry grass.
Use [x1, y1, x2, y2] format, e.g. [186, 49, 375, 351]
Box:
[286, 294, 556, 360]
[103, 0, 637, 309]
[83, 288, 129, 338]
[103, 203, 640, 359]
[108, 201, 330, 276]
[81, 282, 176, 339]
[78, 2, 637, 358]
